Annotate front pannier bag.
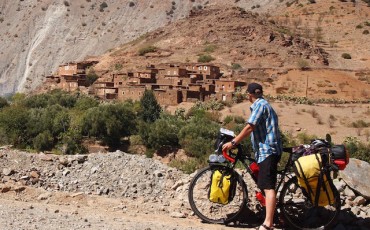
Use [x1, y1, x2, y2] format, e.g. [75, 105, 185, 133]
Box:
[209, 169, 236, 204]
[294, 153, 335, 206]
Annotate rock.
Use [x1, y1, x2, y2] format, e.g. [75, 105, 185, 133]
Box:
[37, 192, 52, 200]
[39, 153, 53, 162]
[170, 212, 186, 218]
[351, 206, 360, 215]
[63, 169, 71, 176]
[0, 184, 11, 193]
[353, 196, 367, 206]
[333, 179, 346, 192]
[59, 157, 69, 166]
[30, 171, 39, 179]
[75, 155, 88, 164]
[340, 159, 370, 199]
[171, 180, 185, 190]
[3, 168, 14, 176]
[343, 187, 356, 200]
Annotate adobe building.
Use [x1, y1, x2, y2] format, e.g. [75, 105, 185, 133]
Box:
[154, 89, 183, 106]
[215, 80, 246, 93]
[184, 64, 221, 80]
[93, 81, 117, 99]
[112, 73, 128, 87]
[58, 61, 98, 76]
[117, 85, 146, 101]
[59, 75, 88, 92]
[46, 60, 247, 106]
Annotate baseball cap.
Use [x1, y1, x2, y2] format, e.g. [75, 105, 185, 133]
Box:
[247, 83, 263, 94]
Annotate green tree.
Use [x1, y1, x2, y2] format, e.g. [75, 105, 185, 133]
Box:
[74, 95, 99, 110]
[178, 114, 220, 158]
[86, 68, 99, 86]
[33, 130, 53, 151]
[81, 102, 136, 147]
[139, 90, 161, 123]
[145, 115, 185, 149]
[0, 106, 30, 148]
[0, 97, 9, 109]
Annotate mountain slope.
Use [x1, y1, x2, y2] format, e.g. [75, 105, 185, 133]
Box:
[0, 0, 285, 97]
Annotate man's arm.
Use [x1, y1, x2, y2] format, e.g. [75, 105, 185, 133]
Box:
[222, 123, 254, 151]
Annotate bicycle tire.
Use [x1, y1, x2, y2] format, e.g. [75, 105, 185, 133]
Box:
[188, 165, 248, 224]
[279, 176, 340, 229]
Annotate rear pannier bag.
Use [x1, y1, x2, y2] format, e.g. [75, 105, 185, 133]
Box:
[331, 144, 349, 170]
[294, 153, 335, 207]
[209, 169, 236, 204]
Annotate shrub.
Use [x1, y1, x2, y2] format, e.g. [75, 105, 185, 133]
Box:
[138, 46, 157, 56]
[203, 44, 217, 53]
[351, 120, 369, 128]
[63, 1, 70, 7]
[325, 89, 337, 94]
[363, 30, 369, 35]
[169, 158, 204, 174]
[297, 58, 310, 70]
[197, 54, 215, 63]
[341, 53, 352, 59]
[178, 117, 220, 158]
[100, 2, 108, 8]
[344, 137, 370, 163]
[33, 131, 53, 151]
[0, 97, 9, 109]
[356, 24, 363, 29]
[231, 63, 242, 70]
[129, 1, 135, 7]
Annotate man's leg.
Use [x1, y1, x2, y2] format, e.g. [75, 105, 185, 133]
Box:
[262, 189, 276, 229]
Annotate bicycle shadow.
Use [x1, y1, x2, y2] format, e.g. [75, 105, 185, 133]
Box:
[334, 208, 370, 229]
[224, 207, 370, 229]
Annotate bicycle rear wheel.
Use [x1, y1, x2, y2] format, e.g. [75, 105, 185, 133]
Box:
[279, 177, 340, 229]
[188, 165, 248, 224]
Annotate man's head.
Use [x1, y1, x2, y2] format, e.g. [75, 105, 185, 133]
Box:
[247, 83, 263, 102]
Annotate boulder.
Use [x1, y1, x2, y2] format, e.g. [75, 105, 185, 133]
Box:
[340, 158, 370, 199]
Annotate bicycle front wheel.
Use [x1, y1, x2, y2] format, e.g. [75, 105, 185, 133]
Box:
[279, 176, 341, 229]
[188, 166, 248, 224]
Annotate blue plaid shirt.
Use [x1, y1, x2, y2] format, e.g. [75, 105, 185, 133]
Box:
[247, 98, 282, 163]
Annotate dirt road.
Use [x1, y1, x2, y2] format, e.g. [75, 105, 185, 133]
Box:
[0, 186, 259, 230]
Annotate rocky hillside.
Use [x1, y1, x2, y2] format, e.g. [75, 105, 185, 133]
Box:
[1, 0, 369, 97]
[0, 147, 369, 229]
[0, 0, 286, 97]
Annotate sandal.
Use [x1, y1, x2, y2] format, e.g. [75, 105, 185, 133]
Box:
[257, 224, 274, 230]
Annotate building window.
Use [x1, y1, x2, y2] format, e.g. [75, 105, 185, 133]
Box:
[204, 66, 208, 70]
[122, 92, 124, 95]
[199, 66, 202, 70]
[174, 71, 177, 75]
[167, 71, 170, 75]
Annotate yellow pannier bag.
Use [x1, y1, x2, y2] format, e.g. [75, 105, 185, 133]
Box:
[294, 153, 335, 207]
[209, 170, 234, 204]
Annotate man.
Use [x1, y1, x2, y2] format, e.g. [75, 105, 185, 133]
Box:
[222, 82, 282, 230]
